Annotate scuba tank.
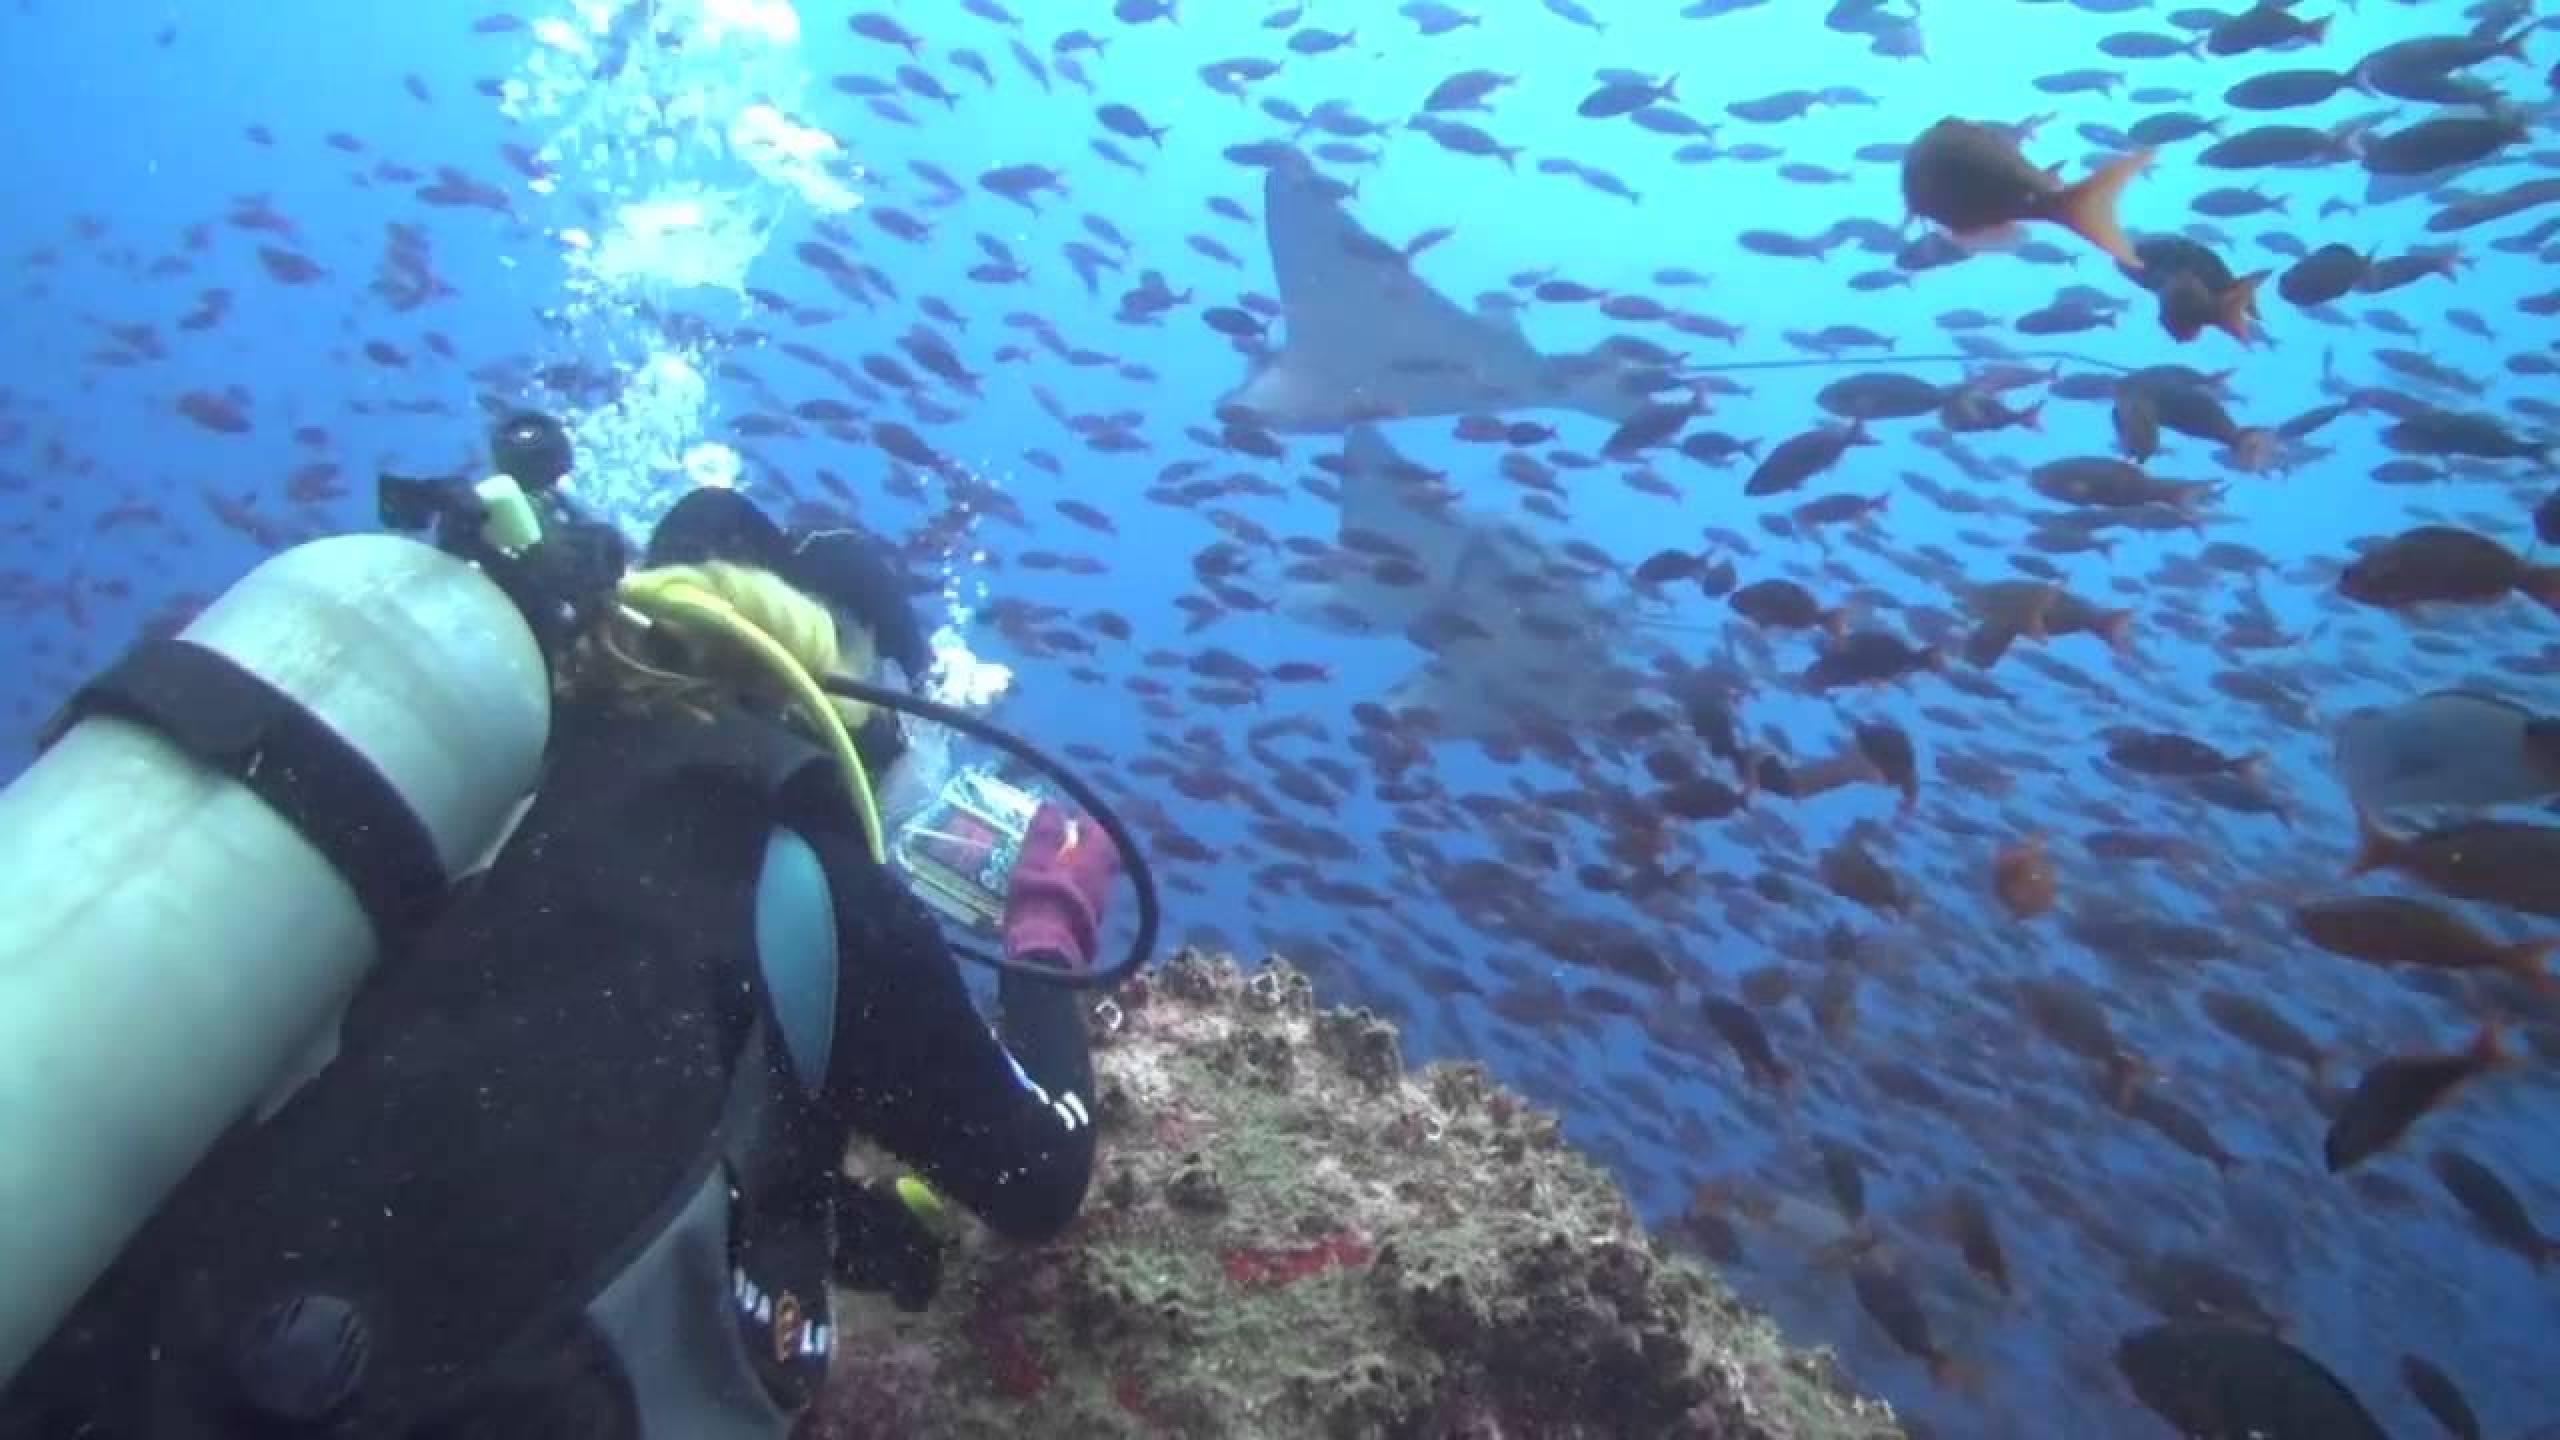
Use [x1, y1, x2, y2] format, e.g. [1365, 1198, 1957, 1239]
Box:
[0, 531, 553, 1387]
[0, 412, 608, 1389]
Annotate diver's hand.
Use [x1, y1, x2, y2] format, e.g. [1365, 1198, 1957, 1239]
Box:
[830, 1176, 944, 1313]
[1002, 803, 1121, 971]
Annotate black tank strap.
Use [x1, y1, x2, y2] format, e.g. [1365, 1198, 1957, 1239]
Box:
[45, 637, 449, 946]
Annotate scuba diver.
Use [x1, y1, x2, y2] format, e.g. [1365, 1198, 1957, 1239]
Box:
[0, 411, 1153, 1438]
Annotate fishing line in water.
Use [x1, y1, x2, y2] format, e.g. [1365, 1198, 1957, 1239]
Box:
[1627, 614, 1725, 636]
[1677, 348, 2138, 377]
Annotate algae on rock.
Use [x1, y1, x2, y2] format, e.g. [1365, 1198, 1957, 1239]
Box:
[801, 950, 1904, 1440]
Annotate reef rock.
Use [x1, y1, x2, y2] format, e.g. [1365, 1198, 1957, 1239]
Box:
[801, 950, 1902, 1439]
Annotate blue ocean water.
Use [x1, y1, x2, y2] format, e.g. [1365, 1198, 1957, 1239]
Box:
[2, 0, 2555, 1435]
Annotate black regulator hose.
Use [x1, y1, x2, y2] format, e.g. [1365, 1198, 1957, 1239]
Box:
[821, 674, 1157, 991]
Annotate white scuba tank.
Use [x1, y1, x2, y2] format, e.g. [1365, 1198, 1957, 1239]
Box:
[0, 533, 550, 1386]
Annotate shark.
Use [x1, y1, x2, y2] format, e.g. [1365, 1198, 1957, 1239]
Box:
[1221, 149, 1657, 435]
[1286, 425, 1656, 742]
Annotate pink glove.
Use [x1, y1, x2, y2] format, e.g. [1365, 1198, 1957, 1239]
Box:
[1002, 803, 1121, 970]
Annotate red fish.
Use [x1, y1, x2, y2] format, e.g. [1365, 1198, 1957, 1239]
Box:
[1902, 118, 2154, 268]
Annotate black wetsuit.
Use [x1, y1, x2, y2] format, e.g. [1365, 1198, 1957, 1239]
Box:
[0, 697, 1094, 1439]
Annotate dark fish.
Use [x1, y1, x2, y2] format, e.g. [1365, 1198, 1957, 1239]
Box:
[1408, 115, 1522, 168]
[2355, 28, 2533, 104]
[2198, 989, 2323, 1084]
[2292, 896, 2555, 989]
[2427, 176, 2560, 235]
[2338, 526, 2560, 614]
[2099, 30, 2200, 61]
[2115, 1323, 2389, 1440]
[2200, 121, 2363, 169]
[1577, 75, 1676, 119]
[2034, 69, 2123, 97]
[2398, 1354, 2482, 1440]
[1096, 102, 1168, 146]
[2277, 243, 2367, 307]
[2357, 253, 2459, 298]
[1819, 830, 1909, 914]
[2191, 185, 2285, 219]
[2127, 1088, 2242, 1174]
[846, 11, 924, 57]
[978, 163, 1069, 211]
[2112, 387, 2162, 460]
[2225, 69, 2354, 111]
[1900, 118, 2151, 268]
[1851, 1263, 1962, 1386]
[2352, 813, 2560, 919]
[1814, 1138, 1866, 1222]
[1793, 493, 1886, 529]
[2429, 1149, 2558, 1270]
[1944, 1188, 2011, 1296]
[1541, 0, 1605, 32]
[1806, 631, 1938, 690]
[1701, 996, 1789, 1087]
[1661, 776, 1747, 820]
[1602, 396, 1701, 456]
[1400, 2, 1481, 37]
[2016, 299, 2116, 335]
[1633, 548, 1705, 588]
[2134, 374, 2263, 455]
[1680, 429, 1760, 466]
[1815, 372, 1946, 421]
[2276, 401, 2354, 441]
[1201, 306, 1264, 338]
[2381, 408, 2551, 462]
[2323, 1026, 2506, 1173]
[2125, 111, 2221, 148]
[2206, 4, 2330, 56]
[256, 246, 325, 284]
[1423, 68, 1512, 111]
[2361, 113, 2530, 178]
[1726, 88, 1823, 124]
[2104, 729, 2257, 779]
[1852, 720, 1918, 810]
[2030, 456, 2218, 512]
[1745, 420, 1871, 497]
[1729, 578, 1843, 634]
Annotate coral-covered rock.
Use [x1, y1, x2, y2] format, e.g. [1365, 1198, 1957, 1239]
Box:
[799, 951, 1901, 1440]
